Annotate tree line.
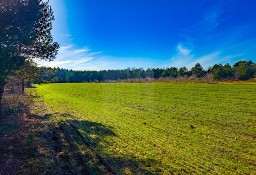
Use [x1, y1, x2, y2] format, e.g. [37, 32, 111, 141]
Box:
[37, 61, 256, 83]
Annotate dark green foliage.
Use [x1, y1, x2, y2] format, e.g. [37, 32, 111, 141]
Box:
[212, 64, 234, 80]
[38, 67, 182, 83]
[16, 60, 40, 87]
[37, 61, 256, 83]
[233, 61, 255, 80]
[178, 67, 189, 77]
[211, 61, 256, 80]
[162, 67, 178, 78]
[191, 63, 206, 77]
[0, 0, 59, 106]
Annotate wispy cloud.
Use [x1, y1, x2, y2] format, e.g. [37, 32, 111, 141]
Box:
[169, 43, 194, 68]
[38, 44, 160, 70]
[170, 42, 242, 69]
[202, 7, 222, 30]
[40, 60, 72, 67]
[177, 44, 191, 56]
[170, 0, 252, 69]
[187, 51, 221, 68]
[201, 0, 232, 32]
[181, 1, 229, 38]
[188, 52, 243, 68]
[38, 45, 99, 70]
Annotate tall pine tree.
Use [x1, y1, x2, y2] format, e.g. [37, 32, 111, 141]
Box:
[0, 0, 59, 108]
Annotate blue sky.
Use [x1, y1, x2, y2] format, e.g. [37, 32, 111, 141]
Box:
[39, 0, 256, 70]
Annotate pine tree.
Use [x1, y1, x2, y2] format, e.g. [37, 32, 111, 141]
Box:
[0, 0, 59, 108]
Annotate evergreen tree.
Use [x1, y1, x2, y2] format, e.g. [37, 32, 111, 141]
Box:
[178, 67, 188, 77]
[191, 63, 206, 78]
[233, 61, 255, 80]
[0, 0, 59, 107]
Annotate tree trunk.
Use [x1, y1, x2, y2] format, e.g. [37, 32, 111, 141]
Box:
[21, 79, 25, 93]
[0, 83, 5, 113]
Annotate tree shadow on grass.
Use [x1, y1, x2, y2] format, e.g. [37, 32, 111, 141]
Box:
[59, 118, 161, 174]
[50, 116, 156, 175]
[0, 103, 29, 175]
[1, 109, 159, 175]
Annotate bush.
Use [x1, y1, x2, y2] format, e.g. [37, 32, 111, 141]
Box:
[233, 61, 255, 80]
[212, 64, 234, 80]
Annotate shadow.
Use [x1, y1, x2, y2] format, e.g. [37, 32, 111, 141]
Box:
[53, 118, 155, 175]
[1, 109, 157, 174]
[27, 113, 51, 120]
[62, 119, 116, 147]
[0, 105, 27, 175]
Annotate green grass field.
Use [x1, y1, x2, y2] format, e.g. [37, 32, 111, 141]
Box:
[32, 83, 256, 174]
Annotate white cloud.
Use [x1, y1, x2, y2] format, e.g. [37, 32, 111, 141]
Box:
[201, 1, 231, 31]
[39, 60, 71, 67]
[59, 45, 73, 50]
[74, 49, 90, 54]
[57, 45, 89, 59]
[38, 44, 160, 70]
[187, 51, 221, 68]
[169, 43, 194, 67]
[170, 42, 242, 69]
[188, 52, 244, 69]
[203, 9, 222, 30]
[38, 45, 99, 70]
[177, 44, 192, 55]
[170, 49, 243, 69]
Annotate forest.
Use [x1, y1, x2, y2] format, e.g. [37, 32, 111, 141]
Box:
[38, 61, 256, 83]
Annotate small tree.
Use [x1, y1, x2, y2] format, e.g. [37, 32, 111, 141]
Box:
[178, 66, 188, 77]
[223, 64, 234, 79]
[191, 63, 206, 78]
[211, 64, 234, 80]
[0, 0, 59, 108]
[233, 61, 255, 80]
[15, 60, 40, 91]
[254, 63, 256, 77]
[36, 67, 58, 84]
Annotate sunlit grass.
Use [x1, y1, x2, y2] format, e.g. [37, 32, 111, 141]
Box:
[33, 83, 256, 174]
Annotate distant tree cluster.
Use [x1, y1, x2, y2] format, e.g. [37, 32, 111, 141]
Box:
[38, 61, 256, 83]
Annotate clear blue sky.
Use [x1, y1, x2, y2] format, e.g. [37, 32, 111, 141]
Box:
[39, 0, 256, 70]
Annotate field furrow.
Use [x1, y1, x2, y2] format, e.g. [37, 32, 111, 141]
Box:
[30, 83, 256, 174]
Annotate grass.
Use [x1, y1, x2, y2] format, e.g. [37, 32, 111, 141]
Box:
[29, 83, 256, 174]
[0, 95, 35, 174]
